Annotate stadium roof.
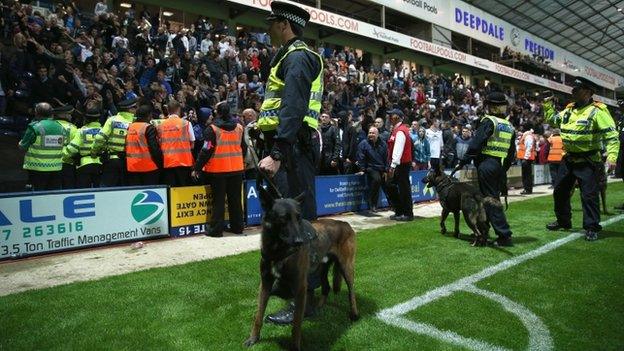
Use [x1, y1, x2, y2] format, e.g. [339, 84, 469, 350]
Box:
[463, 0, 624, 78]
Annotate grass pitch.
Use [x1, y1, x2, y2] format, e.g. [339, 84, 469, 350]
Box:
[1, 184, 623, 351]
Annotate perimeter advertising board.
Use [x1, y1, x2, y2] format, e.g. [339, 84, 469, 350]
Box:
[0, 187, 169, 260]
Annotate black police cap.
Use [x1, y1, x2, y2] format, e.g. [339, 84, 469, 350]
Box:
[266, 1, 310, 28]
[85, 108, 101, 118]
[52, 104, 75, 115]
[485, 91, 508, 105]
[118, 97, 138, 110]
[572, 77, 599, 92]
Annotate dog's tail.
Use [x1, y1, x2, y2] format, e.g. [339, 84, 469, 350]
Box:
[332, 263, 342, 294]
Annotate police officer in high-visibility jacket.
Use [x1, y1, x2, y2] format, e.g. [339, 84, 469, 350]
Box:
[191, 102, 245, 237]
[18, 102, 66, 191]
[544, 77, 620, 241]
[158, 100, 195, 186]
[53, 104, 79, 189]
[546, 128, 563, 187]
[63, 108, 102, 188]
[456, 91, 516, 247]
[91, 98, 137, 186]
[257, 1, 322, 222]
[125, 105, 163, 186]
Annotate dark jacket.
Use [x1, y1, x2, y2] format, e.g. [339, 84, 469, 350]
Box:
[144, 123, 164, 168]
[357, 138, 388, 172]
[341, 124, 359, 162]
[194, 118, 247, 175]
[320, 123, 342, 167]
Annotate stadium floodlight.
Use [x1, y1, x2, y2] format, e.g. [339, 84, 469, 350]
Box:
[120, 3, 131, 8]
[163, 11, 174, 17]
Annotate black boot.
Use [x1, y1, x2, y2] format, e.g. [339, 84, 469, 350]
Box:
[490, 236, 513, 247]
[546, 221, 571, 231]
[265, 300, 316, 325]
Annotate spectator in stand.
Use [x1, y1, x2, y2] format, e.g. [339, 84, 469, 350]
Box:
[517, 129, 536, 195]
[356, 126, 390, 212]
[409, 120, 419, 143]
[426, 119, 443, 170]
[537, 134, 549, 165]
[339, 111, 359, 174]
[441, 121, 456, 169]
[412, 127, 430, 171]
[455, 126, 472, 165]
[374, 117, 390, 141]
[319, 112, 342, 175]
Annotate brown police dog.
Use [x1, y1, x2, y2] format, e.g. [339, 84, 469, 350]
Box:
[244, 187, 358, 351]
[422, 167, 493, 246]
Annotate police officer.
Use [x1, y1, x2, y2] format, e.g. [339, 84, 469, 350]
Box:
[53, 104, 79, 189]
[191, 102, 245, 237]
[63, 108, 103, 188]
[543, 77, 620, 241]
[456, 91, 515, 247]
[256, 1, 323, 326]
[18, 102, 66, 191]
[91, 98, 137, 186]
[257, 1, 322, 221]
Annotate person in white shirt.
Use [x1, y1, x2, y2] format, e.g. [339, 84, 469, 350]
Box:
[385, 109, 414, 221]
[112, 28, 129, 50]
[94, 2, 108, 17]
[200, 33, 213, 55]
[426, 119, 443, 170]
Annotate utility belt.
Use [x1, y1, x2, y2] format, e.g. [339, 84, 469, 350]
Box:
[262, 126, 317, 154]
[101, 151, 126, 162]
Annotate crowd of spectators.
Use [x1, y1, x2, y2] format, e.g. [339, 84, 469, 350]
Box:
[1, 1, 617, 189]
[500, 46, 561, 83]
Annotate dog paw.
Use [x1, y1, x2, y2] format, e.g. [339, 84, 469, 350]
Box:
[243, 337, 258, 347]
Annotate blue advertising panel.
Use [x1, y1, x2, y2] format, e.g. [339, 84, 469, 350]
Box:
[315, 175, 369, 216]
[245, 180, 262, 226]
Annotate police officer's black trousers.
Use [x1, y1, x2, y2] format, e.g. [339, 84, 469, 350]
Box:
[549, 163, 560, 187]
[477, 157, 512, 238]
[76, 164, 102, 188]
[28, 170, 62, 191]
[553, 159, 602, 232]
[205, 173, 244, 235]
[163, 167, 192, 187]
[101, 158, 126, 187]
[61, 163, 76, 189]
[521, 159, 533, 193]
[386, 164, 413, 217]
[273, 131, 320, 221]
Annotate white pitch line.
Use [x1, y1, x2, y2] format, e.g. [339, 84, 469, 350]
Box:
[377, 214, 624, 350]
[378, 213, 624, 318]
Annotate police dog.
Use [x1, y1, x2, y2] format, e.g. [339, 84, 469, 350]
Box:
[422, 167, 491, 246]
[244, 186, 358, 351]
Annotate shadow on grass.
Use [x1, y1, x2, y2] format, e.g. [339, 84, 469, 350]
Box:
[261, 292, 377, 350]
[597, 230, 624, 240]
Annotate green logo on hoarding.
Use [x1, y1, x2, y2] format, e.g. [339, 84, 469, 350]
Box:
[131, 191, 165, 225]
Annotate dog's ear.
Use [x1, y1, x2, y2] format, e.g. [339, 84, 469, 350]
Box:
[258, 185, 275, 211]
[293, 192, 305, 204]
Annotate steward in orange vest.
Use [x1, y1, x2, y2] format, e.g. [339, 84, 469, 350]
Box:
[125, 105, 163, 185]
[158, 101, 195, 186]
[192, 102, 246, 238]
[517, 129, 535, 195]
[547, 128, 563, 187]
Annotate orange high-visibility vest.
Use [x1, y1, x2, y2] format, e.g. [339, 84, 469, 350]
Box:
[203, 124, 244, 173]
[125, 122, 158, 172]
[547, 135, 563, 163]
[158, 116, 194, 168]
[517, 133, 536, 161]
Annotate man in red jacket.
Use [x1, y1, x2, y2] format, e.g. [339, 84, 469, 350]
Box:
[385, 108, 414, 221]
